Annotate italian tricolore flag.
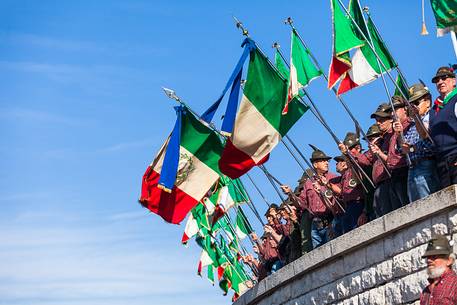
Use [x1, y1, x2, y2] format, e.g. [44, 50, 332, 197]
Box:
[140, 108, 223, 224]
[328, 0, 364, 90]
[218, 48, 308, 179]
[336, 0, 396, 95]
[285, 29, 321, 114]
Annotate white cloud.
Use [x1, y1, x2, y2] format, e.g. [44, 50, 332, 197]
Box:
[0, 207, 230, 305]
[0, 108, 92, 126]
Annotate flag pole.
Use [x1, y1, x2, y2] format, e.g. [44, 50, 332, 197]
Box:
[336, 0, 433, 148]
[258, 164, 287, 202]
[362, 7, 433, 143]
[350, 3, 411, 166]
[234, 179, 266, 226]
[207, 230, 256, 284]
[273, 42, 374, 191]
[362, 8, 410, 88]
[244, 173, 272, 208]
[284, 17, 392, 179]
[232, 16, 354, 200]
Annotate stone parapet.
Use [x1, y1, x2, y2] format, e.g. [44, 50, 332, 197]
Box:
[235, 185, 457, 305]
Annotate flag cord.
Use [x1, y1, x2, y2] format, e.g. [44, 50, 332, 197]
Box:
[284, 17, 392, 178]
[274, 44, 375, 191]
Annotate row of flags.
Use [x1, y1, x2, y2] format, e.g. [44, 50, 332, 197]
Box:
[138, 0, 456, 299]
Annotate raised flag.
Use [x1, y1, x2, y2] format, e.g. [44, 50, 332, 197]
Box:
[235, 208, 253, 239]
[328, 0, 364, 89]
[285, 30, 321, 113]
[212, 177, 247, 224]
[394, 74, 410, 99]
[196, 235, 217, 275]
[274, 49, 290, 79]
[182, 202, 211, 244]
[337, 0, 397, 94]
[139, 107, 223, 224]
[431, 0, 457, 36]
[219, 48, 308, 179]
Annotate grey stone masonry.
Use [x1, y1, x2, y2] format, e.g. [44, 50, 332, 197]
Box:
[234, 185, 457, 305]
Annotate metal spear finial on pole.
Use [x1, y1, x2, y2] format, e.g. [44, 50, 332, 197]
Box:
[233, 16, 249, 37]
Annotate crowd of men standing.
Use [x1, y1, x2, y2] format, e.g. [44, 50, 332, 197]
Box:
[242, 66, 457, 282]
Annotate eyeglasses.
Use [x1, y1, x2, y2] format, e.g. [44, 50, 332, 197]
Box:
[432, 75, 453, 83]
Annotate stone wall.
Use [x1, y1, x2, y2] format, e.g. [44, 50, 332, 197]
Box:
[235, 185, 457, 305]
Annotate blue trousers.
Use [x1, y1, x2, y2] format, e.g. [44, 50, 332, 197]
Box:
[311, 218, 328, 249]
[268, 260, 283, 275]
[407, 159, 440, 202]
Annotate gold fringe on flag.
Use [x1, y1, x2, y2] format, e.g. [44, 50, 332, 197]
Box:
[157, 184, 173, 193]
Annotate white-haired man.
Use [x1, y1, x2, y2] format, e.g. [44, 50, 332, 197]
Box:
[420, 234, 457, 304]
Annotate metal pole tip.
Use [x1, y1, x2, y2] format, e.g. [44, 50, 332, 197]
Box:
[284, 17, 293, 25]
[272, 42, 280, 49]
[362, 6, 369, 13]
[162, 87, 179, 101]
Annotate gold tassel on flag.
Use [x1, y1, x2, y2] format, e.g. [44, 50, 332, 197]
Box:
[421, 0, 429, 35]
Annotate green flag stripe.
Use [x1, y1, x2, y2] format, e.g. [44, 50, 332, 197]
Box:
[244, 49, 308, 137]
[275, 50, 290, 79]
[291, 30, 322, 87]
[332, 0, 364, 55]
[363, 17, 396, 74]
[431, 0, 457, 30]
[179, 109, 223, 175]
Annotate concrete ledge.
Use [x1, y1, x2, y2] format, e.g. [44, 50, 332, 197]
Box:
[234, 185, 457, 305]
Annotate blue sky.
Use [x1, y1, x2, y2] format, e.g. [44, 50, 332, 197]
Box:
[1, 1, 456, 304]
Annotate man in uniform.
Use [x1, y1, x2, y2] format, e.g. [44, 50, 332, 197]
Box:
[333, 132, 366, 233]
[350, 103, 392, 218]
[429, 66, 457, 188]
[387, 96, 412, 204]
[420, 233, 457, 304]
[401, 83, 440, 201]
[280, 146, 339, 249]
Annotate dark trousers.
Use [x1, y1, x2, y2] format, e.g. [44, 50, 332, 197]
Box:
[373, 167, 409, 218]
[342, 200, 365, 233]
[299, 210, 312, 254]
[436, 153, 457, 188]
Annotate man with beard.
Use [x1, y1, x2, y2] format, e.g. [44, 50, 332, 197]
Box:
[429, 66, 457, 188]
[420, 234, 457, 304]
